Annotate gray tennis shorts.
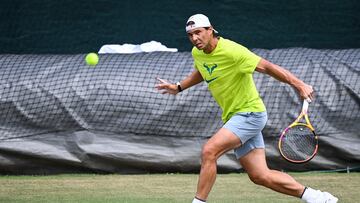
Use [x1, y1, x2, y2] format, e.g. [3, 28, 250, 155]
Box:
[223, 112, 268, 159]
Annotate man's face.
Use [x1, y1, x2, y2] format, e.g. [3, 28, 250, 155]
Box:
[187, 27, 213, 50]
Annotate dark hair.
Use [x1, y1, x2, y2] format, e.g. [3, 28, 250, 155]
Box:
[205, 27, 219, 37]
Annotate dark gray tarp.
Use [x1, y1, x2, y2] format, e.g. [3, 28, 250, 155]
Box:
[0, 49, 359, 174]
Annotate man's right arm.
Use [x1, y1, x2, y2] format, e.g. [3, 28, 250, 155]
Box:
[156, 70, 204, 95]
[255, 58, 314, 100]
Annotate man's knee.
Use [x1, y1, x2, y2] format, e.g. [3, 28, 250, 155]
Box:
[248, 172, 270, 186]
[201, 144, 217, 162]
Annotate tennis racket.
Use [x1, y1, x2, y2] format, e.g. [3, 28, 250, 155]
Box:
[278, 99, 318, 164]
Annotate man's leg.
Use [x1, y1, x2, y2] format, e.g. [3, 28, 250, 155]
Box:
[239, 148, 338, 203]
[240, 148, 305, 197]
[195, 128, 241, 201]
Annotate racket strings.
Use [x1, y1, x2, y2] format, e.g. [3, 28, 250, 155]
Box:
[280, 125, 317, 162]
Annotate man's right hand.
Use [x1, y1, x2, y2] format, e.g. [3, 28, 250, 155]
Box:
[155, 77, 179, 95]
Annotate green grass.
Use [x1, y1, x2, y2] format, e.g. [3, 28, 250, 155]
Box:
[0, 173, 358, 203]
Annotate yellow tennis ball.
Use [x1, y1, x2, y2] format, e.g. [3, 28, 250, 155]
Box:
[85, 53, 99, 66]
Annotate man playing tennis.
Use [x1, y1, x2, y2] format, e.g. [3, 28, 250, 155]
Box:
[156, 14, 338, 203]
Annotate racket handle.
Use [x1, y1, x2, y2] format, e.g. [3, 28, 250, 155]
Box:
[302, 99, 310, 112]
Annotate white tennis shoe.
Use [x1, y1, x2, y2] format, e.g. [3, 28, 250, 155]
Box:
[302, 187, 338, 203]
[320, 192, 338, 203]
[307, 191, 338, 203]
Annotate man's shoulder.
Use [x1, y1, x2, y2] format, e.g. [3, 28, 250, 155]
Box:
[191, 47, 202, 58]
[191, 46, 199, 54]
[220, 37, 247, 50]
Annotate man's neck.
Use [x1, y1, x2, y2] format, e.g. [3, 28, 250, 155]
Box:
[203, 37, 219, 54]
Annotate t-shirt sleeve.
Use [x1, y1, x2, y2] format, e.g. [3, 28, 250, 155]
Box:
[232, 44, 261, 74]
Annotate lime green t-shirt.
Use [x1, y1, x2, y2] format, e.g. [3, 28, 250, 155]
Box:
[192, 37, 266, 122]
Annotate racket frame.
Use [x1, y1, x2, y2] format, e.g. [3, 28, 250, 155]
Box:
[278, 100, 319, 164]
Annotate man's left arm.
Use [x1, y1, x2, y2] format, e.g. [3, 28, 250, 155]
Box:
[255, 58, 314, 100]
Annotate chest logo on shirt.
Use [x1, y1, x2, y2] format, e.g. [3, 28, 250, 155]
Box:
[203, 63, 219, 83]
[203, 63, 218, 75]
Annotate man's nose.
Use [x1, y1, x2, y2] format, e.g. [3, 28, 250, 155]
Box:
[192, 35, 198, 41]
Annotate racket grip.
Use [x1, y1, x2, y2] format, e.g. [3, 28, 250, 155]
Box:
[302, 99, 310, 112]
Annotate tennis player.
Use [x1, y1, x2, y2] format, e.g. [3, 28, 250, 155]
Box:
[156, 14, 338, 203]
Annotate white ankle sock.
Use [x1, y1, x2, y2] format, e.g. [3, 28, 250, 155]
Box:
[192, 197, 206, 203]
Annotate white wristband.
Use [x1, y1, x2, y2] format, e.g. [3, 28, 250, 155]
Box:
[176, 82, 182, 92]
